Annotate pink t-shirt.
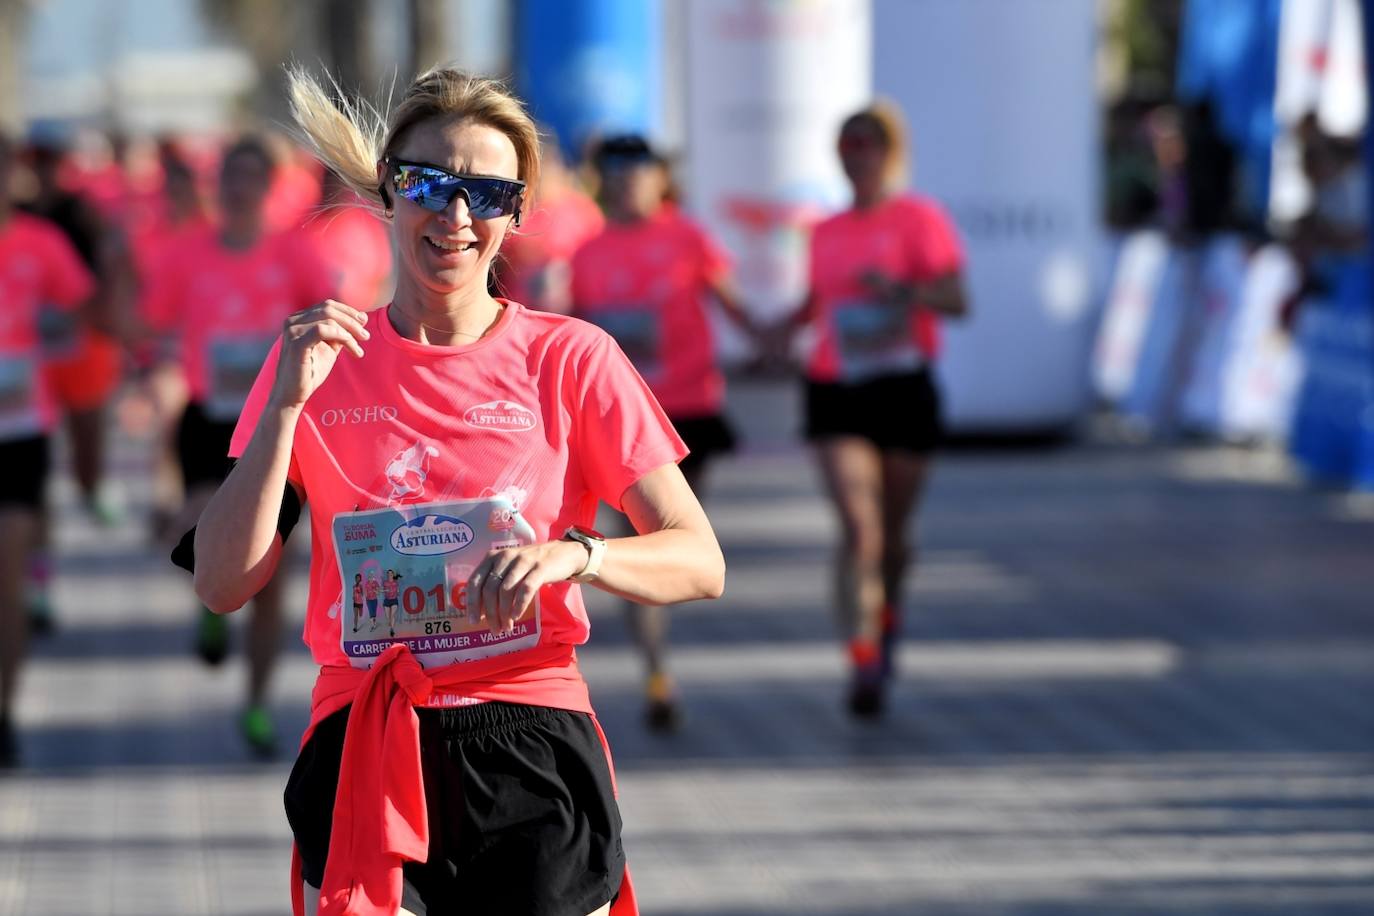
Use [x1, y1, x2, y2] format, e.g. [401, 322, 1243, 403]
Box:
[229, 301, 687, 669]
[299, 203, 393, 311]
[383, 578, 400, 600]
[143, 230, 335, 417]
[570, 208, 730, 417]
[806, 194, 963, 383]
[365, 579, 379, 600]
[0, 213, 96, 440]
[132, 217, 215, 332]
[500, 188, 604, 309]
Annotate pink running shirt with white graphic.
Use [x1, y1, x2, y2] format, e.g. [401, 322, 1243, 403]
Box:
[230, 301, 687, 667]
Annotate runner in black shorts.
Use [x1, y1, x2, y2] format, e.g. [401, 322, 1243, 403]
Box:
[152, 135, 336, 756]
[779, 103, 970, 717]
[184, 65, 725, 916]
[571, 135, 759, 731]
[0, 133, 98, 767]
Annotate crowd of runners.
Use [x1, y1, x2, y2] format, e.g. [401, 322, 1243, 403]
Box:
[0, 65, 966, 915]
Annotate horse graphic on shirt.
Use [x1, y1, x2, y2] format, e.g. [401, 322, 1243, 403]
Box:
[385, 440, 440, 503]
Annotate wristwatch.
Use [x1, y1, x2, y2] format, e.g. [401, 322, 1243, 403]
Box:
[562, 525, 607, 583]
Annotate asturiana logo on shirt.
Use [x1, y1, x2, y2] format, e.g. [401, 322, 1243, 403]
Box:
[390, 514, 476, 556]
[463, 400, 537, 432]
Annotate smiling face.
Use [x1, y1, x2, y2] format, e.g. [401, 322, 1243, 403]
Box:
[384, 116, 521, 299]
[838, 118, 889, 197]
[219, 146, 272, 224]
[600, 158, 666, 220]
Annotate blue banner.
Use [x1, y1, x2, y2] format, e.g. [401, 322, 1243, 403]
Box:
[1289, 259, 1374, 489]
[514, 0, 662, 161]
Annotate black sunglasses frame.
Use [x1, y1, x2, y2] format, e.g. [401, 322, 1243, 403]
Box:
[382, 157, 526, 223]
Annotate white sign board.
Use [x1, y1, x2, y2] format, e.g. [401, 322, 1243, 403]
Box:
[873, 0, 1101, 430]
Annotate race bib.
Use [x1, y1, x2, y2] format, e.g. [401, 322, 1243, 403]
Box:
[0, 355, 42, 440]
[584, 308, 661, 380]
[832, 299, 923, 382]
[205, 335, 276, 421]
[37, 306, 81, 360]
[332, 496, 541, 670]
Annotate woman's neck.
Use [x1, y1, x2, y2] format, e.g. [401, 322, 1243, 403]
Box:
[605, 202, 655, 225]
[852, 184, 888, 211]
[220, 216, 262, 250]
[389, 276, 504, 346]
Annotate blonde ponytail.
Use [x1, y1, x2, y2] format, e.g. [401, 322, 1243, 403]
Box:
[287, 66, 388, 207]
[286, 64, 542, 211]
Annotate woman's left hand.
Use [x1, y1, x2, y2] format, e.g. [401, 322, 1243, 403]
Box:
[466, 540, 587, 635]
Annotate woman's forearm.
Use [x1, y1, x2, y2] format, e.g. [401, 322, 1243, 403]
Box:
[909, 273, 968, 317]
[193, 403, 301, 612]
[588, 526, 726, 606]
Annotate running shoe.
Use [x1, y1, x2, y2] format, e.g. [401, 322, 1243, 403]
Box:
[194, 606, 230, 666]
[644, 672, 683, 733]
[26, 588, 56, 637]
[0, 717, 17, 769]
[86, 484, 127, 528]
[240, 705, 278, 759]
[847, 638, 886, 719]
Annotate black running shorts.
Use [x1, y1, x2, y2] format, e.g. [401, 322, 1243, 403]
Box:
[176, 402, 237, 489]
[804, 367, 944, 454]
[285, 701, 626, 916]
[0, 436, 49, 511]
[670, 412, 737, 478]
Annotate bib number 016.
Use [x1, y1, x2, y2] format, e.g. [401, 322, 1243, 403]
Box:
[403, 583, 469, 617]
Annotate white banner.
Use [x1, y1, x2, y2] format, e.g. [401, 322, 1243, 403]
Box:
[873, 0, 1101, 430]
[682, 0, 872, 338]
[1094, 230, 1173, 403]
[1219, 244, 1304, 443]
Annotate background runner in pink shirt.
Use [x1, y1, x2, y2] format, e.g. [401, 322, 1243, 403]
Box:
[781, 102, 970, 719]
[299, 169, 394, 311]
[571, 134, 759, 731]
[152, 134, 335, 757]
[129, 144, 215, 538]
[187, 66, 725, 916]
[0, 134, 97, 768]
[497, 139, 603, 313]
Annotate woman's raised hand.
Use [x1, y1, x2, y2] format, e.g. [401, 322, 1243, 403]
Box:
[270, 301, 371, 410]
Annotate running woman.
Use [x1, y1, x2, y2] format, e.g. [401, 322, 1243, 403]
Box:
[151, 134, 335, 755]
[779, 102, 968, 718]
[22, 136, 128, 527]
[18, 135, 125, 635]
[184, 66, 723, 916]
[365, 569, 380, 629]
[131, 144, 215, 539]
[0, 133, 97, 767]
[571, 134, 757, 731]
[351, 573, 364, 633]
[382, 569, 401, 637]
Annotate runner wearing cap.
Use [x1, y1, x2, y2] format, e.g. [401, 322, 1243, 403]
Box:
[571, 133, 757, 731]
[183, 67, 724, 916]
[780, 102, 969, 718]
[495, 136, 603, 313]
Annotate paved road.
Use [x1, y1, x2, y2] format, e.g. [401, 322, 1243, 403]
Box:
[2, 381, 1373, 915]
